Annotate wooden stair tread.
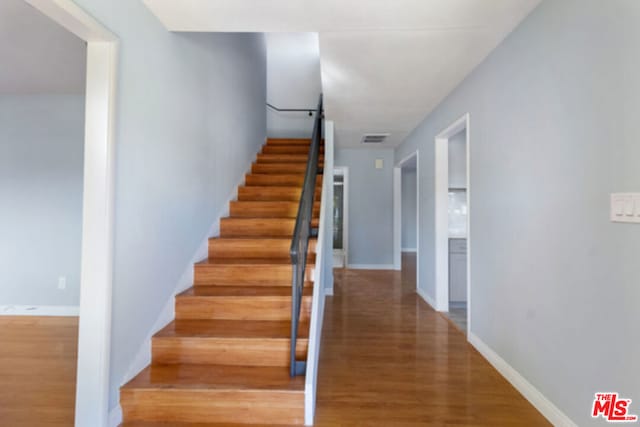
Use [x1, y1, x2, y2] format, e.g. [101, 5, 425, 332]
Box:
[156, 319, 309, 339]
[267, 138, 311, 146]
[239, 185, 308, 190]
[229, 200, 320, 208]
[208, 237, 317, 245]
[251, 163, 321, 174]
[245, 173, 322, 184]
[196, 257, 315, 266]
[219, 217, 319, 233]
[229, 201, 320, 219]
[178, 286, 313, 298]
[238, 186, 321, 202]
[208, 237, 317, 257]
[221, 218, 319, 224]
[209, 237, 317, 243]
[121, 422, 300, 427]
[209, 236, 299, 240]
[262, 144, 323, 154]
[123, 364, 304, 391]
[256, 154, 324, 163]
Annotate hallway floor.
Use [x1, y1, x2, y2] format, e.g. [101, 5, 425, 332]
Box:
[314, 255, 549, 426]
[0, 316, 78, 426]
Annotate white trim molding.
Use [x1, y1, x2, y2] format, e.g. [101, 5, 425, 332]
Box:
[304, 120, 333, 425]
[108, 405, 123, 427]
[393, 166, 402, 270]
[333, 166, 349, 273]
[434, 114, 471, 329]
[468, 333, 577, 427]
[0, 305, 79, 316]
[347, 264, 395, 270]
[393, 150, 420, 292]
[402, 248, 417, 253]
[416, 287, 436, 310]
[75, 40, 119, 427]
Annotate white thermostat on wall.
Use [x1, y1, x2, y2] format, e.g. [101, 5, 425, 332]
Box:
[610, 193, 640, 223]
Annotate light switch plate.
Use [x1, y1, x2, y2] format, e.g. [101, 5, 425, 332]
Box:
[611, 193, 640, 223]
[375, 159, 384, 169]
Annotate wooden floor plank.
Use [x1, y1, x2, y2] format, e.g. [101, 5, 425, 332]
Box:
[313, 254, 550, 426]
[0, 316, 78, 427]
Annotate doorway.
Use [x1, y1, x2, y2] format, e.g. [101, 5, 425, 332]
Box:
[332, 167, 348, 268]
[393, 151, 420, 294]
[0, 2, 87, 424]
[23, 1, 118, 425]
[434, 114, 471, 336]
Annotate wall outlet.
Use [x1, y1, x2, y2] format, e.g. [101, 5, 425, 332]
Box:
[58, 276, 67, 290]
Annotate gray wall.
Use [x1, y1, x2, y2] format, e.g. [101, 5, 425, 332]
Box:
[448, 129, 466, 189]
[0, 0, 87, 94]
[401, 169, 417, 250]
[74, 0, 267, 411]
[0, 95, 85, 307]
[266, 33, 321, 138]
[395, 0, 639, 425]
[335, 148, 394, 266]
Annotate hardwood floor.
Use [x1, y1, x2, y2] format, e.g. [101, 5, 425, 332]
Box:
[0, 316, 78, 427]
[314, 254, 550, 426]
[0, 242, 547, 427]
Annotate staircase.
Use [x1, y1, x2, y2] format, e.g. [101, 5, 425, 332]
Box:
[120, 137, 324, 426]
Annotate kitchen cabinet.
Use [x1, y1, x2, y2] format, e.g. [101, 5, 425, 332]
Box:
[449, 238, 467, 302]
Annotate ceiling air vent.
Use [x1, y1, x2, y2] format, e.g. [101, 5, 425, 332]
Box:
[361, 133, 390, 145]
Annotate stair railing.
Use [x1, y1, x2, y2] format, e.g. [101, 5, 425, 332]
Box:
[289, 94, 323, 377]
[267, 102, 315, 116]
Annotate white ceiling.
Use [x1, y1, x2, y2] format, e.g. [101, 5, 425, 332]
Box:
[0, 0, 86, 94]
[145, 0, 542, 148]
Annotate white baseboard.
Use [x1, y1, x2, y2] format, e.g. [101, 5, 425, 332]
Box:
[108, 404, 122, 427]
[347, 264, 395, 270]
[468, 333, 577, 427]
[416, 287, 436, 310]
[402, 248, 417, 253]
[0, 305, 79, 316]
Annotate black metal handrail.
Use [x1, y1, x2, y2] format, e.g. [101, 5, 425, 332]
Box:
[267, 102, 315, 116]
[289, 94, 323, 377]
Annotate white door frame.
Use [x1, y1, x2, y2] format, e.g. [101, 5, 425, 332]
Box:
[434, 114, 471, 334]
[393, 151, 420, 290]
[333, 166, 349, 267]
[24, 2, 118, 426]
